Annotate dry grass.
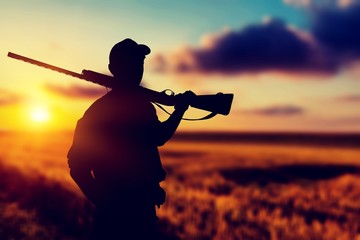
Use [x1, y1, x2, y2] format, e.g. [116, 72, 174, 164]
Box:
[158, 141, 360, 239]
[0, 132, 360, 239]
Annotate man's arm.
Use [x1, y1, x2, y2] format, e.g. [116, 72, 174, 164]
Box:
[156, 91, 195, 146]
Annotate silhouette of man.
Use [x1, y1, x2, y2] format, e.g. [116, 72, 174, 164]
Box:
[67, 39, 192, 239]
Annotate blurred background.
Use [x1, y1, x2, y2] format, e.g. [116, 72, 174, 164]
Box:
[0, 0, 360, 239]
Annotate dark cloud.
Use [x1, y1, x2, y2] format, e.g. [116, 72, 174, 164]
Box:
[0, 89, 20, 106]
[312, 3, 360, 58]
[154, 19, 335, 74]
[153, 2, 360, 76]
[244, 105, 305, 116]
[191, 20, 319, 73]
[45, 84, 106, 99]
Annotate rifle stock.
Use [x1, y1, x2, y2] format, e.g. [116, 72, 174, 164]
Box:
[8, 52, 233, 116]
[82, 70, 233, 115]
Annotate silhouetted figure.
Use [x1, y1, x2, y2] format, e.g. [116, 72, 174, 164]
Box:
[67, 39, 192, 239]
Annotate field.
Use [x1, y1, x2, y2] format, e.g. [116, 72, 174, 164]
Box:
[0, 131, 360, 239]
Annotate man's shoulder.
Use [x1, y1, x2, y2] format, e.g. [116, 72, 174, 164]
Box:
[81, 91, 114, 117]
[82, 89, 156, 118]
[88, 90, 122, 107]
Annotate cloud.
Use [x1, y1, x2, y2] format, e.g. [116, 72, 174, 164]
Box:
[45, 84, 106, 99]
[333, 116, 360, 124]
[0, 89, 21, 106]
[152, 19, 336, 75]
[335, 94, 360, 102]
[284, 0, 357, 8]
[311, 2, 360, 58]
[152, 2, 360, 76]
[317, 116, 360, 125]
[243, 105, 305, 116]
[285, 0, 360, 62]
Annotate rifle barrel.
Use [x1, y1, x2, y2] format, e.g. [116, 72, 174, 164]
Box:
[7, 52, 177, 106]
[7, 52, 84, 79]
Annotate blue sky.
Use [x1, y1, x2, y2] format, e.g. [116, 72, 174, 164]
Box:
[1, 0, 308, 50]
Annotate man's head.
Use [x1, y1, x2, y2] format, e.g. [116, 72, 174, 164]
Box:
[108, 38, 151, 87]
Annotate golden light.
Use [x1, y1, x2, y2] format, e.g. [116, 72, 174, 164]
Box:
[30, 106, 50, 123]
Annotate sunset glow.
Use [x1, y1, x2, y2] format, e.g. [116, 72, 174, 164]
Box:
[1, 2, 360, 239]
[30, 106, 50, 123]
[1, 1, 359, 132]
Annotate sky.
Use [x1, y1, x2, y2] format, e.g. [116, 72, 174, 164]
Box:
[1, 0, 360, 132]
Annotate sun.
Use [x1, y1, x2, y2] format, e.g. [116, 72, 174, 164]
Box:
[30, 106, 50, 123]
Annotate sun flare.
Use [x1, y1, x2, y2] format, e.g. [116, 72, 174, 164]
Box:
[30, 106, 50, 123]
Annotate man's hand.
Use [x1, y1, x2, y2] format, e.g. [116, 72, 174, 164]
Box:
[174, 90, 196, 112]
[157, 90, 196, 145]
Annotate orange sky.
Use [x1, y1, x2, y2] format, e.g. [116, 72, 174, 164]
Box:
[1, 1, 360, 133]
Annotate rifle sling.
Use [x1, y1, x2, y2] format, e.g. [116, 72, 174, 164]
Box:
[153, 103, 217, 121]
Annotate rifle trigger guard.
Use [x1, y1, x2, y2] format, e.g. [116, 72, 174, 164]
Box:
[162, 89, 175, 96]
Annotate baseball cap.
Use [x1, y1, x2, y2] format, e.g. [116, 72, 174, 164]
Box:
[109, 38, 151, 64]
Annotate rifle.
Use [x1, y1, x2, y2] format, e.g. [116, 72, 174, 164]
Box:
[7, 52, 233, 117]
